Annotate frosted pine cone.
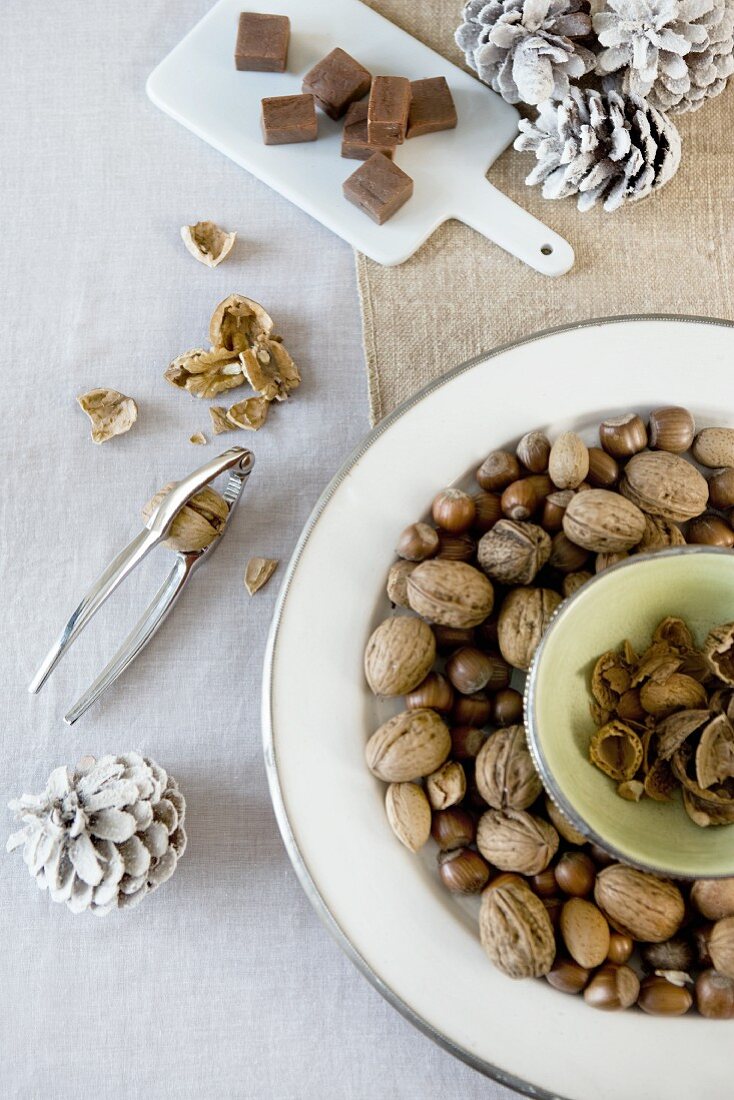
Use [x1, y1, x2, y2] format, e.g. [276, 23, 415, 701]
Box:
[514, 85, 682, 210]
[456, 0, 597, 104]
[7, 754, 186, 915]
[594, 0, 734, 114]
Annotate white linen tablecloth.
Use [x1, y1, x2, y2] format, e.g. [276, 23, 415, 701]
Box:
[0, 3, 518, 1097]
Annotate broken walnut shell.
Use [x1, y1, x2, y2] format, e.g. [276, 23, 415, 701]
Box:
[703, 622, 734, 686]
[77, 388, 137, 444]
[180, 221, 237, 268]
[142, 482, 229, 553]
[165, 347, 245, 400]
[209, 406, 238, 435]
[227, 396, 270, 430]
[241, 336, 300, 401]
[639, 674, 707, 718]
[589, 721, 643, 782]
[244, 557, 278, 595]
[209, 294, 273, 352]
[695, 714, 734, 789]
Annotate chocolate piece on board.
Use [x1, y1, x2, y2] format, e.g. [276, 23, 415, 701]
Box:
[302, 48, 372, 120]
[235, 12, 290, 72]
[341, 102, 394, 161]
[407, 77, 457, 138]
[343, 152, 413, 224]
[367, 76, 411, 146]
[261, 94, 318, 145]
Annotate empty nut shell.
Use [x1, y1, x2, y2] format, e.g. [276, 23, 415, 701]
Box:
[425, 760, 466, 810]
[703, 621, 734, 685]
[589, 721, 643, 781]
[563, 489, 646, 553]
[476, 451, 521, 492]
[583, 964, 640, 1010]
[692, 427, 734, 468]
[438, 847, 490, 893]
[599, 413, 648, 458]
[396, 522, 439, 561]
[364, 616, 436, 696]
[648, 406, 696, 453]
[639, 673, 707, 717]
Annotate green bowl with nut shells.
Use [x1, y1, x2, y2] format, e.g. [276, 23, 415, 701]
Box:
[525, 546, 734, 880]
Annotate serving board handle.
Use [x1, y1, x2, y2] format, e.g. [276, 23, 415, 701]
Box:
[455, 178, 575, 277]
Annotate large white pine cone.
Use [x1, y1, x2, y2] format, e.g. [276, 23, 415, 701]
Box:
[514, 85, 682, 211]
[7, 754, 186, 915]
[594, 0, 734, 114]
[456, 0, 597, 104]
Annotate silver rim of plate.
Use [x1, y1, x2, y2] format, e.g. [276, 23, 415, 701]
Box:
[262, 314, 734, 1100]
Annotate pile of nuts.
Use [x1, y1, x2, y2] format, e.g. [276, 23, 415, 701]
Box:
[364, 408, 734, 1016]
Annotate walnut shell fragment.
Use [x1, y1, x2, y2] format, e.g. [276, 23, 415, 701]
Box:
[227, 396, 270, 430]
[209, 294, 274, 353]
[656, 709, 711, 760]
[590, 722, 643, 781]
[241, 337, 300, 401]
[640, 674, 707, 717]
[695, 715, 734, 789]
[180, 221, 237, 268]
[77, 388, 137, 444]
[591, 652, 631, 710]
[189, 431, 207, 446]
[165, 347, 245, 400]
[244, 557, 279, 595]
[209, 406, 238, 435]
[142, 482, 228, 553]
[704, 622, 734, 686]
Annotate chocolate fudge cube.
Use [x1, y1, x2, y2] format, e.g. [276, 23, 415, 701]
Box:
[235, 12, 290, 72]
[343, 152, 413, 225]
[407, 77, 457, 138]
[302, 48, 372, 120]
[367, 76, 411, 146]
[261, 94, 318, 145]
[341, 102, 394, 161]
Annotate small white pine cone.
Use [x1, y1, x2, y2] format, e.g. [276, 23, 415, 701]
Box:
[594, 0, 734, 114]
[7, 754, 186, 915]
[514, 84, 682, 211]
[456, 0, 597, 105]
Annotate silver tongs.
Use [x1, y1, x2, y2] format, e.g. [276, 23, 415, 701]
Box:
[29, 447, 255, 725]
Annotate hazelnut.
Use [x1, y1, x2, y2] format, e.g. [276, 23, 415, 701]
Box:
[589, 842, 614, 868]
[446, 647, 509, 694]
[554, 851, 596, 897]
[694, 922, 715, 968]
[641, 938, 694, 973]
[426, 760, 466, 810]
[430, 806, 475, 850]
[432, 488, 476, 533]
[560, 897, 610, 968]
[405, 672, 454, 713]
[599, 413, 648, 458]
[471, 491, 503, 534]
[708, 468, 734, 511]
[432, 624, 475, 651]
[438, 847, 490, 893]
[543, 896, 563, 931]
[648, 406, 696, 453]
[548, 431, 590, 490]
[396, 522, 439, 562]
[606, 932, 634, 965]
[586, 447, 620, 488]
[476, 451, 521, 492]
[638, 975, 693, 1016]
[583, 964, 640, 1011]
[452, 691, 492, 727]
[485, 872, 526, 891]
[492, 688, 524, 728]
[450, 725, 485, 759]
[687, 514, 734, 548]
[691, 878, 734, 921]
[546, 956, 590, 994]
[436, 531, 477, 561]
[549, 531, 590, 573]
[542, 490, 574, 532]
[530, 868, 558, 898]
[516, 430, 551, 473]
[501, 478, 542, 521]
[386, 560, 417, 608]
[562, 570, 592, 598]
[475, 618, 499, 648]
[695, 969, 734, 1019]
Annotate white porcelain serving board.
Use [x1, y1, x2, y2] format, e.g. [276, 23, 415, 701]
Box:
[146, 0, 574, 274]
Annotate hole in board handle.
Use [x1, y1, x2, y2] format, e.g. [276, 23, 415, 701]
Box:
[540, 244, 553, 256]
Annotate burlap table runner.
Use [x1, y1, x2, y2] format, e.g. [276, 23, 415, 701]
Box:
[358, 0, 734, 424]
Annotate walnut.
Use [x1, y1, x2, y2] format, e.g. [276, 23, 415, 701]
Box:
[385, 782, 431, 851]
[209, 294, 274, 352]
[639, 673, 707, 717]
[165, 347, 245, 399]
[620, 452, 709, 522]
[636, 514, 686, 553]
[479, 879, 555, 979]
[227, 396, 270, 430]
[244, 557, 278, 595]
[406, 560, 495, 629]
[142, 482, 228, 553]
[386, 560, 417, 609]
[475, 725, 542, 810]
[497, 587, 561, 671]
[77, 388, 137, 444]
[594, 865, 685, 942]
[241, 336, 300, 401]
[476, 808, 559, 874]
[709, 916, 734, 979]
[180, 221, 237, 268]
[365, 709, 451, 782]
[562, 489, 646, 553]
[364, 616, 436, 696]
[476, 520, 551, 585]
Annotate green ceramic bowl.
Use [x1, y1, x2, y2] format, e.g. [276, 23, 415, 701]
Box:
[525, 546, 734, 880]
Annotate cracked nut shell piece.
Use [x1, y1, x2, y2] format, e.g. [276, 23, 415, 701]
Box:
[695, 714, 734, 789]
[209, 294, 274, 352]
[227, 396, 270, 430]
[241, 337, 300, 401]
[479, 879, 556, 979]
[142, 482, 229, 553]
[180, 221, 237, 268]
[244, 557, 278, 595]
[189, 431, 207, 446]
[209, 406, 238, 435]
[77, 388, 137, 444]
[589, 722, 643, 781]
[165, 347, 245, 400]
[704, 622, 734, 686]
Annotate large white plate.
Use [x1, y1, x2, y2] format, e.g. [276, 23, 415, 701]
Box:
[146, 0, 573, 274]
[263, 317, 734, 1100]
